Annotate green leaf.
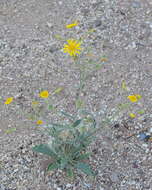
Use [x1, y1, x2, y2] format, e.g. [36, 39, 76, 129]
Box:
[118, 103, 130, 110]
[87, 60, 96, 65]
[72, 119, 82, 128]
[60, 111, 75, 120]
[80, 110, 96, 128]
[32, 144, 57, 158]
[27, 114, 37, 120]
[60, 158, 68, 169]
[47, 162, 59, 171]
[138, 110, 145, 114]
[75, 99, 84, 109]
[77, 153, 91, 161]
[75, 162, 95, 176]
[54, 87, 63, 94]
[95, 64, 102, 69]
[88, 29, 96, 33]
[121, 80, 127, 91]
[66, 167, 74, 178]
[48, 105, 54, 110]
[49, 122, 66, 128]
[54, 34, 63, 40]
[5, 128, 16, 134]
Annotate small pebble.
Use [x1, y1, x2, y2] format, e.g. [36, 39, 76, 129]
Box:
[138, 133, 147, 140]
[113, 123, 120, 128]
[84, 183, 91, 188]
[94, 19, 102, 27]
[58, 1, 62, 5]
[142, 143, 148, 148]
[110, 173, 119, 182]
[132, 161, 138, 168]
[47, 22, 53, 28]
[149, 128, 152, 133]
[66, 184, 72, 188]
[132, 1, 141, 8]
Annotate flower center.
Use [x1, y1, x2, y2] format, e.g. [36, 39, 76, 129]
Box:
[69, 44, 76, 51]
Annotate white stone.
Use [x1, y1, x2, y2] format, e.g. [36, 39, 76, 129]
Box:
[66, 184, 72, 188]
[142, 143, 148, 148]
[149, 128, 152, 133]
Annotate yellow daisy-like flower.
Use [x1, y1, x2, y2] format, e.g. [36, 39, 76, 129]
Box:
[128, 95, 137, 102]
[4, 97, 13, 105]
[36, 120, 43, 125]
[129, 113, 136, 118]
[66, 21, 78, 29]
[63, 39, 81, 57]
[127, 94, 142, 103]
[39, 90, 49, 98]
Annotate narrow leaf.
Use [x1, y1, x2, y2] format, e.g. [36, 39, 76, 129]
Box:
[54, 34, 63, 40]
[32, 144, 57, 158]
[75, 162, 94, 176]
[54, 87, 63, 94]
[47, 162, 59, 171]
[5, 128, 16, 134]
[72, 119, 82, 128]
[77, 153, 91, 161]
[60, 111, 75, 120]
[138, 110, 145, 114]
[95, 64, 102, 69]
[76, 99, 84, 109]
[66, 167, 74, 178]
[48, 105, 54, 110]
[48, 123, 65, 128]
[118, 103, 130, 110]
[60, 158, 68, 169]
[121, 80, 129, 91]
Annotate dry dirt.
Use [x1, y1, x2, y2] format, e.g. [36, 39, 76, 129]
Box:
[0, 0, 152, 189]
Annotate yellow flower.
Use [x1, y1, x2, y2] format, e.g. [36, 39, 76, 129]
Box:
[4, 97, 13, 105]
[127, 94, 142, 102]
[66, 21, 78, 29]
[128, 95, 138, 102]
[36, 120, 43, 125]
[39, 90, 49, 98]
[129, 113, 136, 118]
[63, 39, 81, 57]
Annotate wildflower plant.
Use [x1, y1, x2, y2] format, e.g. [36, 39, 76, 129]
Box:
[32, 22, 129, 177]
[32, 23, 102, 177]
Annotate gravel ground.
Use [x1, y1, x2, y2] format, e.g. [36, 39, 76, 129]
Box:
[0, 0, 152, 189]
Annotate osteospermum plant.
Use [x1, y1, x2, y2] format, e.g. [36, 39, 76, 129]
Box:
[31, 22, 101, 177]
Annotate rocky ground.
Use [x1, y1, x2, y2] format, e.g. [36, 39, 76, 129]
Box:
[0, 0, 152, 189]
